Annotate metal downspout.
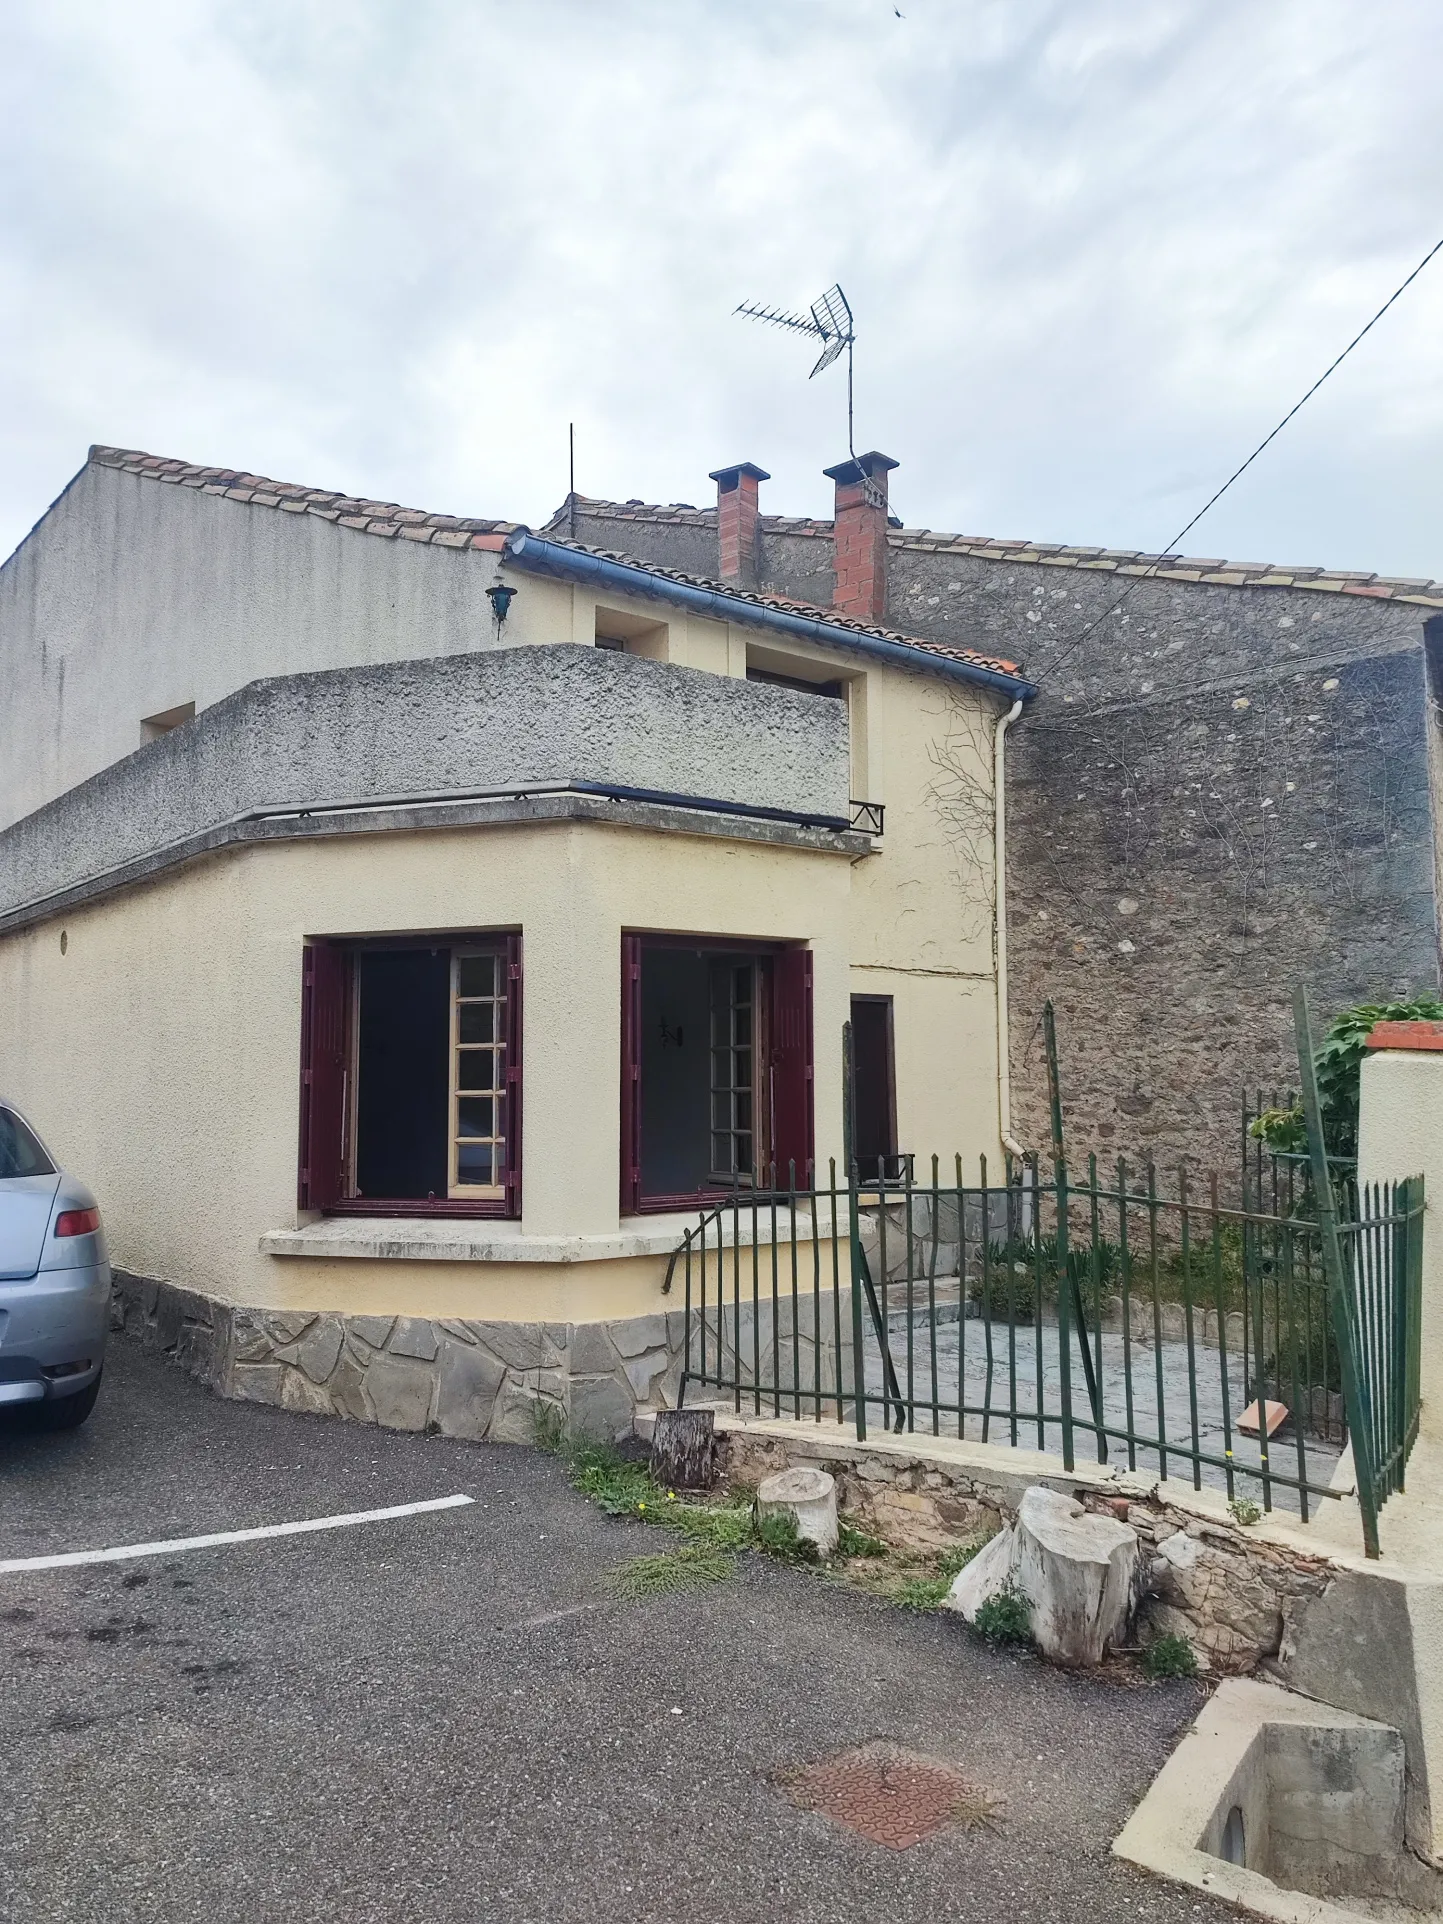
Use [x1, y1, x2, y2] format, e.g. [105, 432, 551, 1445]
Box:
[994, 698, 1025, 1160]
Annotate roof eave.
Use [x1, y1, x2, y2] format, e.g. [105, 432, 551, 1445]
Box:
[502, 532, 1038, 703]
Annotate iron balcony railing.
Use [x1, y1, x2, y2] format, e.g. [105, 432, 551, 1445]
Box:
[849, 798, 884, 835]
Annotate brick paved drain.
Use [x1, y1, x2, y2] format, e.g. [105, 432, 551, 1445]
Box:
[778, 1742, 1002, 1849]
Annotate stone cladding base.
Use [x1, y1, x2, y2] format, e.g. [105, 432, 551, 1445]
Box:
[111, 1269, 684, 1443]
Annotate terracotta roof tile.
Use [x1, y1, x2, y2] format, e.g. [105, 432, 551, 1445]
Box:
[556, 493, 1443, 607]
[86, 445, 1020, 681]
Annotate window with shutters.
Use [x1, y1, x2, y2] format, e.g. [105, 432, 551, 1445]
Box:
[620, 935, 812, 1214]
[298, 933, 521, 1219]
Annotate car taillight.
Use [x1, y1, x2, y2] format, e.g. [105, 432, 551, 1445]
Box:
[54, 1207, 101, 1238]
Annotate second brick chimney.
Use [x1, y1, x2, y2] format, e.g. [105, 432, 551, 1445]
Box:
[823, 450, 899, 622]
[709, 461, 770, 586]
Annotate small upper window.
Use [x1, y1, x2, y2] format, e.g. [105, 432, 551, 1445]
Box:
[0, 1109, 56, 1179]
[595, 606, 668, 658]
[141, 702, 196, 745]
[746, 667, 844, 700]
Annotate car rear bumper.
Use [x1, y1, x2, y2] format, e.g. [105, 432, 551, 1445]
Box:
[0, 1260, 110, 1403]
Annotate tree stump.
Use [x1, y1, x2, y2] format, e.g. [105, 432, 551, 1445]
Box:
[756, 1467, 839, 1556]
[649, 1408, 717, 1491]
[944, 1487, 1139, 1667]
[1012, 1486, 1138, 1666]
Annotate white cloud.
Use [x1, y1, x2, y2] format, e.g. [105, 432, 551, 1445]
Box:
[2, 0, 1440, 575]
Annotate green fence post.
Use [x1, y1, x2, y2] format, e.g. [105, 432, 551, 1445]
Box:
[1294, 985, 1380, 1559]
[843, 1021, 867, 1442]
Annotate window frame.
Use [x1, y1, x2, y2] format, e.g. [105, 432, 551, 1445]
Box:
[299, 931, 522, 1221]
[620, 932, 812, 1216]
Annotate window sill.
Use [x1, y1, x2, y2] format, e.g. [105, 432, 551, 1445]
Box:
[261, 1205, 843, 1265]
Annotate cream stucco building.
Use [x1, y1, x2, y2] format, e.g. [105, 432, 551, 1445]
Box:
[0, 444, 1034, 1439]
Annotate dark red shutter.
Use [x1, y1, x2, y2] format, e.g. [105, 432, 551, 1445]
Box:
[298, 942, 349, 1211]
[620, 934, 643, 1214]
[503, 933, 523, 1220]
[771, 947, 814, 1188]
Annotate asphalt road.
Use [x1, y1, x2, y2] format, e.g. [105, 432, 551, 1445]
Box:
[0, 1339, 1236, 1924]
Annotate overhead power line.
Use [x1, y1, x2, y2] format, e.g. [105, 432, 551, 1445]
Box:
[1036, 232, 1443, 688]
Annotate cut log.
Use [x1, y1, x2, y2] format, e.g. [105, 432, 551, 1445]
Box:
[943, 1525, 1014, 1621]
[756, 1467, 839, 1556]
[649, 1408, 716, 1491]
[1012, 1486, 1138, 1666]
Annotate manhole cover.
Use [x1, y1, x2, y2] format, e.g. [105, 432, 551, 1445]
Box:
[778, 1742, 1001, 1849]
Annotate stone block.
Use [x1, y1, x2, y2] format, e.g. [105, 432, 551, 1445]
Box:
[264, 1311, 317, 1345]
[566, 1372, 635, 1444]
[281, 1369, 336, 1417]
[435, 1340, 507, 1441]
[436, 1319, 477, 1345]
[231, 1363, 285, 1406]
[465, 1322, 545, 1371]
[172, 1319, 217, 1383]
[348, 1315, 395, 1350]
[487, 1375, 551, 1445]
[294, 1316, 345, 1384]
[231, 1308, 275, 1363]
[363, 1358, 436, 1432]
[328, 1354, 372, 1423]
[568, 1323, 621, 1375]
[607, 1314, 670, 1359]
[389, 1317, 440, 1363]
[623, 1350, 669, 1402]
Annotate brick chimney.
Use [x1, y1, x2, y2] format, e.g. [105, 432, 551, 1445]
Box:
[823, 450, 899, 622]
[709, 461, 770, 586]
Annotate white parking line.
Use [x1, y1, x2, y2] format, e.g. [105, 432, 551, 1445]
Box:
[0, 1493, 475, 1573]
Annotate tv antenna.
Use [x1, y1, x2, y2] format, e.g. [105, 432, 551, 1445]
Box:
[735, 284, 877, 497]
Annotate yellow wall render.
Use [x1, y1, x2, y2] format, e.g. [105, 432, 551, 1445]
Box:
[0, 818, 856, 1315]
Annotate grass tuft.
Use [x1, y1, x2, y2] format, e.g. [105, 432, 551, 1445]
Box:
[837, 1520, 887, 1559]
[1142, 1633, 1200, 1680]
[754, 1509, 820, 1564]
[607, 1545, 736, 1600]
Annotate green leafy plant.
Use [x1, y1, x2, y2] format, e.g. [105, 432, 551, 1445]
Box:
[837, 1520, 887, 1559]
[937, 1539, 985, 1582]
[661, 1499, 754, 1551]
[1228, 1496, 1263, 1528]
[607, 1545, 736, 1600]
[1250, 994, 1443, 1161]
[972, 1584, 1032, 1646]
[754, 1509, 819, 1564]
[892, 1573, 955, 1611]
[1142, 1633, 1199, 1680]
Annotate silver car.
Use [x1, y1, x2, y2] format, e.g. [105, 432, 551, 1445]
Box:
[0, 1102, 109, 1428]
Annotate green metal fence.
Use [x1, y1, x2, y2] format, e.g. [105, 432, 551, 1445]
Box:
[666, 1151, 1423, 1552]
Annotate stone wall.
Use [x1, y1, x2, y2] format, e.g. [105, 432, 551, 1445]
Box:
[563, 500, 1442, 1178]
[709, 1418, 1335, 1673]
[112, 1270, 684, 1444]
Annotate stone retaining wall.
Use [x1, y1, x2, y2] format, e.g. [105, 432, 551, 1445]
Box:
[112, 1270, 683, 1442]
[708, 1419, 1335, 1673]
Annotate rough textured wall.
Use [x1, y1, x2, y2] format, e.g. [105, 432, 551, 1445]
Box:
[0, 643, 852, 917]
[0, 461, 506, 829]
[570, 504, 1440, 1174]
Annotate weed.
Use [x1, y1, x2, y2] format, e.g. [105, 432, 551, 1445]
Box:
[1142, 1633, 1199, 1680]
[754, 1509, 819, 1564]
[661, 1500, 754, 1552]
[607, 1545, 736, 1600]
[892, 1574, 954, 1612]
[972, 1584, 1032, 1646]
[1229, 1497, 1263, 1528]
[567, 1439, 658, 1516]
[531, 1402, 567, 1454]
[936, 1539, 986, 1582]
[837, 1520, 887, 1559]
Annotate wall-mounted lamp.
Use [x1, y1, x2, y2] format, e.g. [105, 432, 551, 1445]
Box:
[487, 581, 518, 624]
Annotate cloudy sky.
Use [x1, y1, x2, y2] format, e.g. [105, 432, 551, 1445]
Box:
[3, 0, 1440, 577]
